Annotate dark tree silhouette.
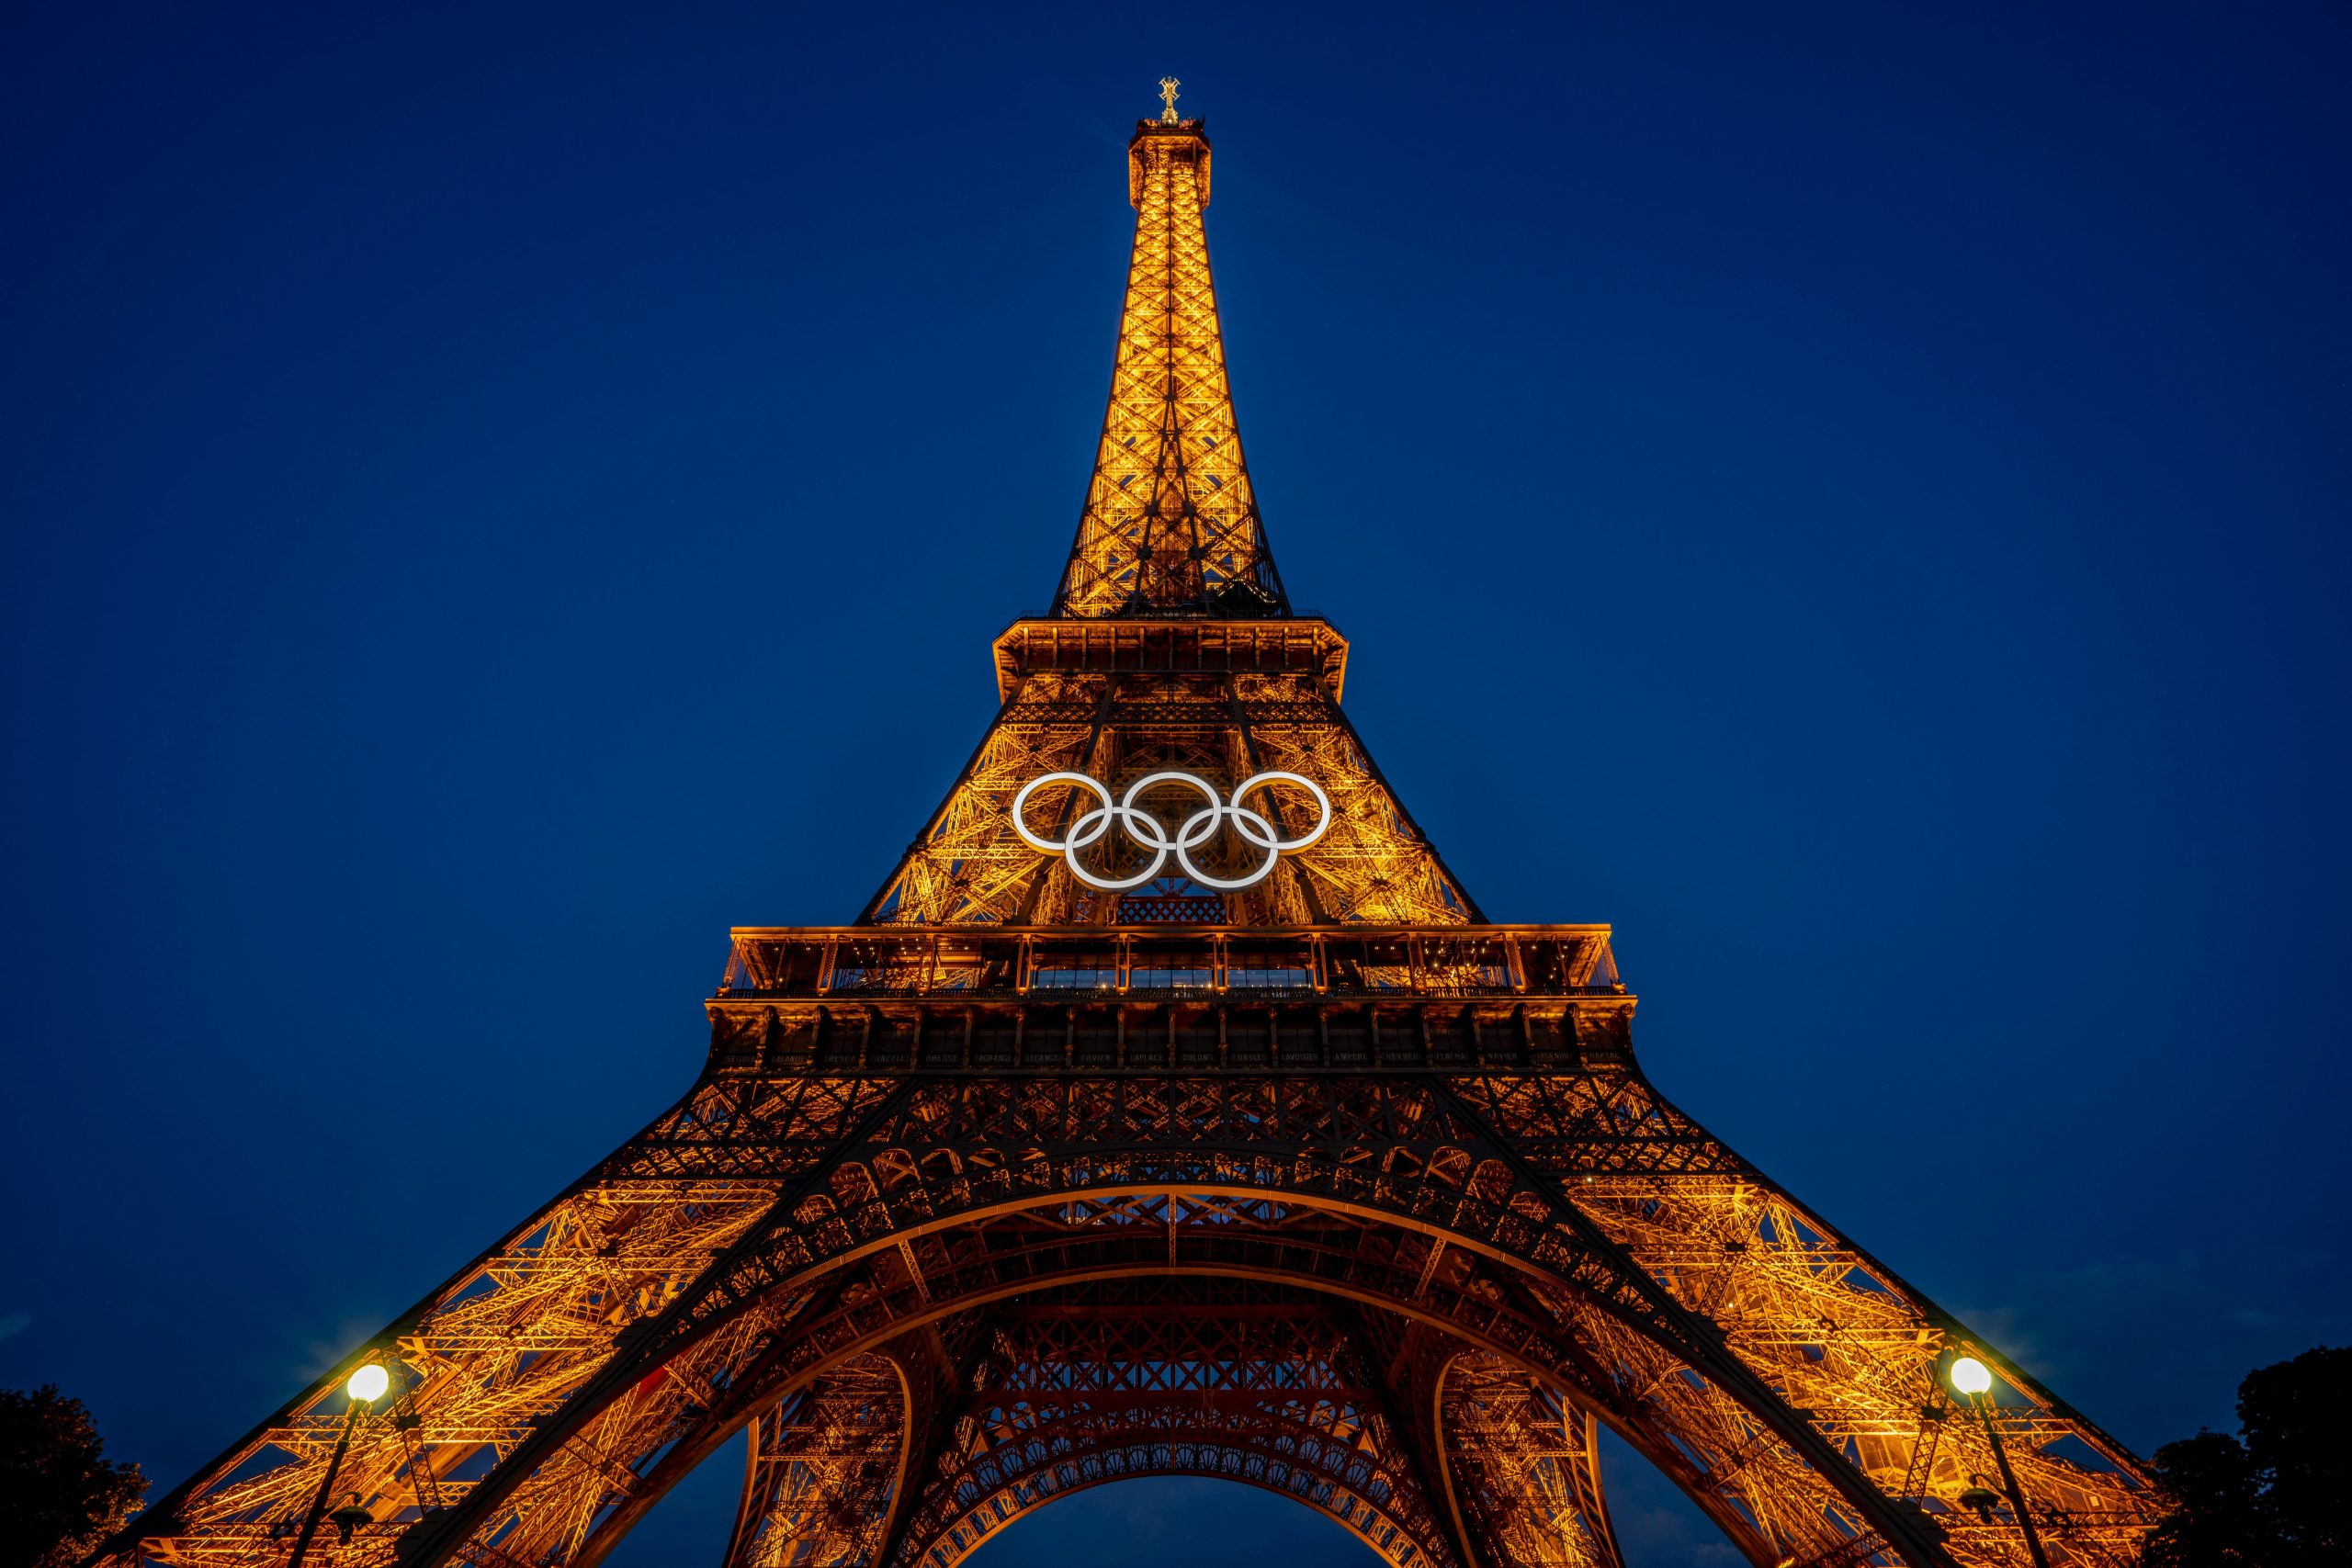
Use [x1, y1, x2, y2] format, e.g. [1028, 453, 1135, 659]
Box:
[2143, 1431, 2278, 1567]
[2143, 1346, 2350, 1568]
[0, 1385, 148, 1568]
[2236, 1347, 2350, 1562]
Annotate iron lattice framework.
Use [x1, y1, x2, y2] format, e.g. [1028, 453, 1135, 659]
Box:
[1051, 115, 1284, 620]
[103, 106, 2161, 1568]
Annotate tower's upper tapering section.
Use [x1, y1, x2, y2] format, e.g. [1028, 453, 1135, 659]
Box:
[1049, 116, 1291, 620]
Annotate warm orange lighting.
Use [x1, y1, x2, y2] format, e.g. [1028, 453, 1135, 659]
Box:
[128, 88, 2163, 1568]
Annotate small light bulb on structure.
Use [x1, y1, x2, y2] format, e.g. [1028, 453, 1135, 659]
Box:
[1950, 1356, 1995, 1396]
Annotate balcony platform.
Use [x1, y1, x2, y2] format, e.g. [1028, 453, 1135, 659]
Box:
[708, 924, 1635, 1077]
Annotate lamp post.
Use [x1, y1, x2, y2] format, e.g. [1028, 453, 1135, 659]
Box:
[1949, 1355, 2052, 1568]
[286, 1363, 390, 1568]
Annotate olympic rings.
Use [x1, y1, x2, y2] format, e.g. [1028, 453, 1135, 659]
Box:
[1011, 769, 1332, 892]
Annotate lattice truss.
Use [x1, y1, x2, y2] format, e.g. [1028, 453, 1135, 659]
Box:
[1052, 119, 1285, 619]
[864, 671, 1474, 927]
[1434, 1354, 1620, 1568]
[725, 1352, 906, 1568]
[113, 1072, 2158, 1568]
[107, 99, 2160, 1568]
[114, 1073, 903, 1568]
[865, 1283, 1447, 1568]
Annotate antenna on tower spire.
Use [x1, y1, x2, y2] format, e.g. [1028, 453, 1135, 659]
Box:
[1158, 76, 1182, 122]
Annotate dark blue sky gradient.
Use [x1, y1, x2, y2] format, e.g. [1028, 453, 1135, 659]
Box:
[4, 6, 2348, 1564]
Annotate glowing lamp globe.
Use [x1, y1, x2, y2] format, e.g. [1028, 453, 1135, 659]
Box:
[345, 1364, 390, 1404]
[1949, 1356, 1994, 1396]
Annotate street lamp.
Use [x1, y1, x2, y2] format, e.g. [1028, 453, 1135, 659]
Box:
[286, 1363, 391, 1568]
[1947, 1355, 2051, 1568]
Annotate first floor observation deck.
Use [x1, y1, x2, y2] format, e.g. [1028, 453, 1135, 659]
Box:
[708, 924, 1634, 1078]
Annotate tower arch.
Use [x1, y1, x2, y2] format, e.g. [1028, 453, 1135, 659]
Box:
[97, 90, 2162, 1568]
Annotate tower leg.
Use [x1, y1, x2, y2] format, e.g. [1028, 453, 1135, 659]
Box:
[723, 1353, 911, 1568]
[1436, 1354, 1623, 1568]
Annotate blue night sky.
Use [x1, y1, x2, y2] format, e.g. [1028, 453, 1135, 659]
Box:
[4, 5, 2347, 1565]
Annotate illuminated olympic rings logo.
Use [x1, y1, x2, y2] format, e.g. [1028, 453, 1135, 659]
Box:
[1012, 770, 1332, 892]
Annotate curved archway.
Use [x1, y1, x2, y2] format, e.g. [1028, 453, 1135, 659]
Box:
[535, 1217, 1922, 1568]
[119, 1072, 2156, 1568]
[895, 1411, 1435, 1568]
[874, 1280, 1450, 1568]
[949, 1477, 1415, 1568]
[1430, 1349, 1621, 1568]
[724, 1351, 911, 1568]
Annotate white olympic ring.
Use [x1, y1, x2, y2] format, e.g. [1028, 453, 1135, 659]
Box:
[1011, 769, 1332, 892]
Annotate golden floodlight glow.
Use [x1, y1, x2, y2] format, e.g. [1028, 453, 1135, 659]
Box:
[120, 90, 2165, 1568]
[1950, 1356, 1995, 1396]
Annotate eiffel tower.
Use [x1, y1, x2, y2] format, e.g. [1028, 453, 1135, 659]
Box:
[104, 91, 2162, 1568]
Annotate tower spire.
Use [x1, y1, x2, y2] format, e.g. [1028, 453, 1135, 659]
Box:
[108, 96, 2165, 1568]
[1050, 95, 1289, 619]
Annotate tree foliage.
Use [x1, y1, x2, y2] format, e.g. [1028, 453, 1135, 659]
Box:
[0, 1385, 149, 1568]
[2143, 1346, 2350, 1568]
